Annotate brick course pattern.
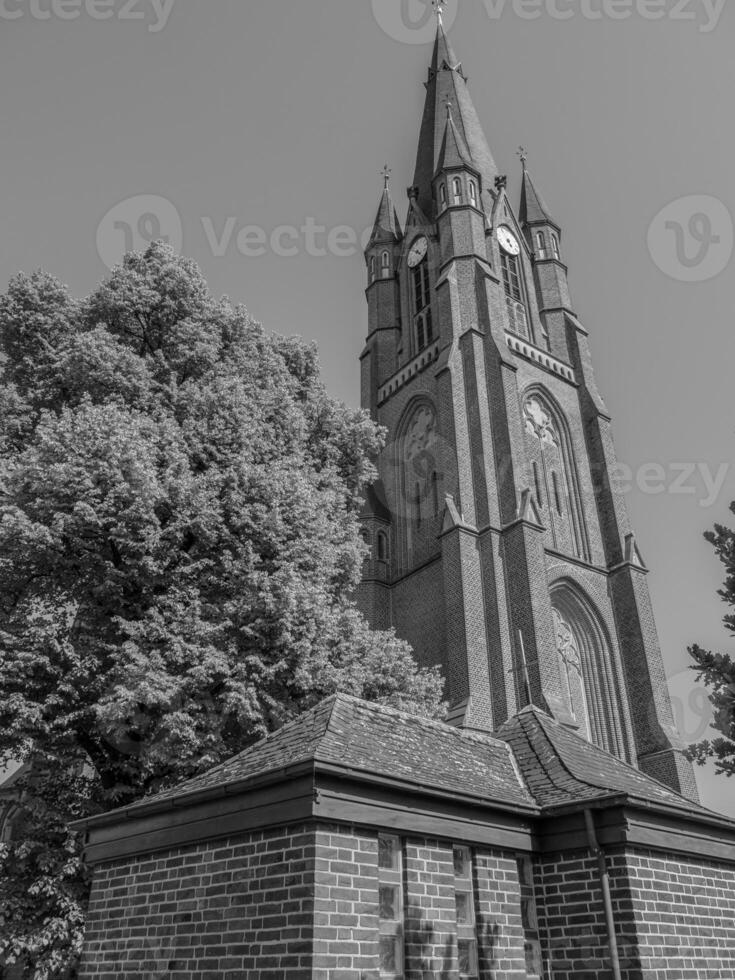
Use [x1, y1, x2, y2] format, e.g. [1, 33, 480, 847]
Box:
[77, 822, 537, 980]
[78, 824, 317, 980]
[621, 848, 735, 979]
[535, 847, 735, 980]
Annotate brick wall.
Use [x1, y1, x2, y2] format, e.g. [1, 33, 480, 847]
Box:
[535, 849, 623, 979]
[312, 826, 379, 977]
[621, 848, 735, 979]
[403, 838, 528, 980]
[78, 821, 535, 980]
[78, 824, 317, 980]
[535, 845, 735, 980]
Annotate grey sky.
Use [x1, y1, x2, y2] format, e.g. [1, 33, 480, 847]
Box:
[1, 0, 733, 813]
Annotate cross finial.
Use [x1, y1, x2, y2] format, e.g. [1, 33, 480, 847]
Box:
[381, 164, 392, 189]
[432, 0, 446, 26]
[518, 146, 528, 171]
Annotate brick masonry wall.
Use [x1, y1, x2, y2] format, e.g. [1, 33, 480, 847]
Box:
[312, 825, 379, 978]
[534, 849, 620, 979]
[620, 847, 735, 980]
[535, 845, 735, 980]
[78, 824, 317, 980]
[403, 838, 528, 980]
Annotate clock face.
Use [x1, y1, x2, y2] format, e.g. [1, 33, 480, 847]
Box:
[407, 236, 429, 268]
[497, 225, 521, 256]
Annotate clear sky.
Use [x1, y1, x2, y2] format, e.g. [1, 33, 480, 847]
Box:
[1, 0, 733, 814]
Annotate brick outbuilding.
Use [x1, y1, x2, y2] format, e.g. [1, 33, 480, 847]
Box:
[74, 695, 735, 979]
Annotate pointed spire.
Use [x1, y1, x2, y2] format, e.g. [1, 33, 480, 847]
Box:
[519, 152, 558, 229]
[412, 21, 498, 218]
[368, 166, 403, 247]
[436, 101, 474, 174]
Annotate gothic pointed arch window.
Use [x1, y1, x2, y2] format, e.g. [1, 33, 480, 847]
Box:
[452, 177, 462, 205]
[536, 231, 547, 259]
[377, 531, 389, 562]
[369, 256, 376, 283]
[551, 233, 561, 260]
[439, 183, 447, 211]
[523, 392, 589, 561]
[399, 402, 439, 565]
[469, 180, 478, 208]
[381, 250, 391, 278]
[551, 585, 631, 761]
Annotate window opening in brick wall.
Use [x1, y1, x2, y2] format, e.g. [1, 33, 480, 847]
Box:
[453, 845, 478, 979]
[501, 250, 529, 340]
[517, 856, 543, 979]
[378, 834, 404, 978]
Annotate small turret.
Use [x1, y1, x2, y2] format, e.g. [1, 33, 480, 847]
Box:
[518, 150, 572, 349]
[365, 165, 403, 287]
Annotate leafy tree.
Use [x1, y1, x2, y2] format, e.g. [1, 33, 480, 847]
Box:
[687, 512, 735, 778]
[0, 243, 444, 977]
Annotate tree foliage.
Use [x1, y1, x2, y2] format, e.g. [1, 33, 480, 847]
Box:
[0, 243, 444, 976]
[687, 510, 735, 778]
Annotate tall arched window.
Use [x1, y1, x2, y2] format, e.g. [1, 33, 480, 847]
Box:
[469, 180, 478, 208]
[523, 393, 589, 561]
[399, 402, 439, 565]
[501, 250, 529, 340]
[536, 231, 547, 259]
[369, 256, 376, 282]
[452, 177, 462, 205]
[551, 233, 560, 260]
[377, 531, 388, 561]
[412, 259, 433, 352]
[439, 183, 447, 211]
[551, 584, 632, 761]
[381, 250, 391, 278]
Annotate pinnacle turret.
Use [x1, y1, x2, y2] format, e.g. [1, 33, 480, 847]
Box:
[368, 166, 403, 247]
[519, 160, 558, 230]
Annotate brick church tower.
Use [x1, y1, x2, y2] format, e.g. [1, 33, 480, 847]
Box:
[358, 19, 696, 800]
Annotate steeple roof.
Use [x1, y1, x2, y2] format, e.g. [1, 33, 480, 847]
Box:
[519, 165, 558, 228]
[368, 177, 403, 246]
[435, 104, 475, 174]
[412, 23, 498, 217]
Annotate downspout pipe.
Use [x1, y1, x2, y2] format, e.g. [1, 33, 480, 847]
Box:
[584, 809, 623, 980]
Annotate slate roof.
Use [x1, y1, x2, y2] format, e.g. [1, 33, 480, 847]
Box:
[519, 168, 558, 228]
[369, 185, 402, 246]
[412, 24, 498, 219]
[136, 694, 536, 813]
[500, 706, 711, 818]
[116, 696, 719, 826]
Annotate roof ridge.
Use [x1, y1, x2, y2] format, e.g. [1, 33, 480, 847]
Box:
[517, 709, 586, 797]
[532, 711, 708, 812]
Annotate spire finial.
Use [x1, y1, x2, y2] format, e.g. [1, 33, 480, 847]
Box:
[381, 164, 392, 189]
[518, 146, 529, 171]
[432, 0, 446, 26]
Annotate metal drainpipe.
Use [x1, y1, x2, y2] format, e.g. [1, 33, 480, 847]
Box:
[584, 809, 623, 980]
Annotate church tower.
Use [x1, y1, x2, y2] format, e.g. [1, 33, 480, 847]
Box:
[358, 19, 697, 800]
